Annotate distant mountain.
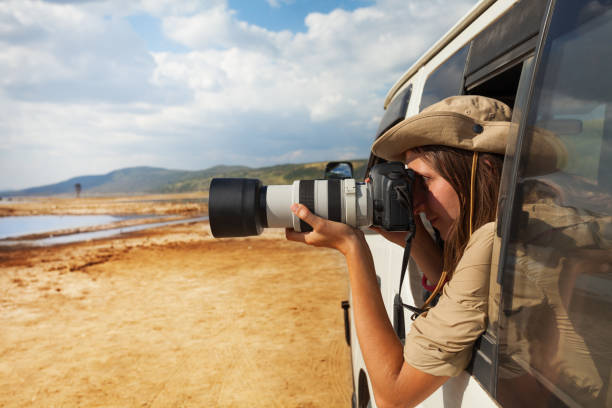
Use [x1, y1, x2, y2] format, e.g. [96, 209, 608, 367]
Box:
[3, 161, 368, 196]
[2, 167, 192, 196]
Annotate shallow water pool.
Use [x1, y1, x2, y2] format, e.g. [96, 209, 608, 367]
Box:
[0, 215, 208, 246]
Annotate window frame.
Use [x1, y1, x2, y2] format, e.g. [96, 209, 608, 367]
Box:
[463, 0, 557, 398]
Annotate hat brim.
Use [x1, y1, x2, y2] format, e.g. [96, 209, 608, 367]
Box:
[371, 111, 510, 162]
[370, 111, 568, 175]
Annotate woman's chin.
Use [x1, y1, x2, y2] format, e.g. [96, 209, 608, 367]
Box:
[426, 217, 449, 240]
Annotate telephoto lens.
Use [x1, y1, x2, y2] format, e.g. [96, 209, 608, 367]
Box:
[209, 178, 372, 238]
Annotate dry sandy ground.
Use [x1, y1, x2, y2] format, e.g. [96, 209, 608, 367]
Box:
[0, 197, 353, 407]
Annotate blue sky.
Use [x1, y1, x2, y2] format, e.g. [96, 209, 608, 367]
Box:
[0, 0, 479, 190]
[228, 0, 374, 32]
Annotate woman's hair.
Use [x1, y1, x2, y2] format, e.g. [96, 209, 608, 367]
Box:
[413, 145, 504, 275]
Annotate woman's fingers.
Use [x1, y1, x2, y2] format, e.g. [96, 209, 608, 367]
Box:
[285, 204, 317, 244]
[369, 225, 408, 247]
[285, 227, 304, 243]
[290, 203, 321, 229]
[286, 203, 359, 253]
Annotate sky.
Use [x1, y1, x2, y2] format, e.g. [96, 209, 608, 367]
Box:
[0, 0, 479, 190]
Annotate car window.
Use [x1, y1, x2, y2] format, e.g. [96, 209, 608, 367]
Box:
[376, 85, 412, 139]
[420, 45, 469, 110]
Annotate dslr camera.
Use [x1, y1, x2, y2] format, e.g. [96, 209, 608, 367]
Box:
[209, 162, 415, 238]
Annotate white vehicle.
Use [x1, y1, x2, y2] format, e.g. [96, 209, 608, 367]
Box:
[342, 0, 612, 407]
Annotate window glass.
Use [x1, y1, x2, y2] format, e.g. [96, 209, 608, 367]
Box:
[420, 45, 469, 109]
[375, 85, 412, 139]
[367, 85, 412, 178]
[497, 2, 612, 407]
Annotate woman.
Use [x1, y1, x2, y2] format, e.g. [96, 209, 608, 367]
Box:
[286, 95, 511, 407]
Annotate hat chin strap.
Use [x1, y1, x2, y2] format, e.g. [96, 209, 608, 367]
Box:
[469, 151, 478, 237]
[416, 151, 479, 317]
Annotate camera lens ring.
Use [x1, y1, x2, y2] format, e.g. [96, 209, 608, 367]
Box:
[327, 179, 342, 222]
[299, 180, 315, 232]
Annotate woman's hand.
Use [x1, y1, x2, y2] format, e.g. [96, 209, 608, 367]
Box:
[285, 203, 364, 255]
[369, 226, 409, 247]
[370, 212, 428, 247]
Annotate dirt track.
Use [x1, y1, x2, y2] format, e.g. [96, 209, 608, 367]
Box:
[0, 198, 352, 407]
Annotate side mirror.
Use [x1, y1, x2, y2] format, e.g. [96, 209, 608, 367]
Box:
[325, 161, 354, 179]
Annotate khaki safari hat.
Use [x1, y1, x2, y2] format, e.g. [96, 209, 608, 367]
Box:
[371, 95, 567, 174]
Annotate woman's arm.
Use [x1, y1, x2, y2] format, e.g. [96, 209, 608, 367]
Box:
[286, 204, 448, 408]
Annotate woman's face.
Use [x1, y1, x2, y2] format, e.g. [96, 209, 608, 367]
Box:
[405, 150, 460, 240]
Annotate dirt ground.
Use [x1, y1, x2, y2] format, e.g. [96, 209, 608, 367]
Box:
[0, 197, 353, 407]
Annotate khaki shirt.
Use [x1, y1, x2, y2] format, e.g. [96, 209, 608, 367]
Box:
[403, 222, 494, 377]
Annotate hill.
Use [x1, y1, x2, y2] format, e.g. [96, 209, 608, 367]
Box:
[3, 161, 368, 196]
[159, 160, 368, 193]
[3, 167, 197, 197]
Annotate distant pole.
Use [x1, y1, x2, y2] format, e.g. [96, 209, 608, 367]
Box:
[75, 183, 82, 198]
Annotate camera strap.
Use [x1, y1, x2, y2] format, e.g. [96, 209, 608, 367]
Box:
[399, 230, 428, 320]
[399, 229, 414, 297]
[393, 184, 426, 319]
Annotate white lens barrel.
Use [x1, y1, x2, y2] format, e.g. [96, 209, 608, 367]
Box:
[314, 179, 329, 220]
[343, 179, 357, 227]
[264, 179, 372, 232]
[353, 182, 372, 228]
[265, 184, 294, 228]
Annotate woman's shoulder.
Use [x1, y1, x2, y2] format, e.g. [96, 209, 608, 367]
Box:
[469, 221, 495, 243]
[454, 222, 495, 276]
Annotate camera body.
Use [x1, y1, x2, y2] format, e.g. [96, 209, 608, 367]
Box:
[369, 161, 415, 231]
[209, 162, 415, 237]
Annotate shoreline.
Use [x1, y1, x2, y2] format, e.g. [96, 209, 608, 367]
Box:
[0, 193, 208, 217]
[0, 194, 209, 245]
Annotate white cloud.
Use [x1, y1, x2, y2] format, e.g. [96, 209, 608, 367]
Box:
[0, 0, 478, 190]
[0, 0, 192, 105]
[162, 4, 290, 52]
[138, 0, 222, 17]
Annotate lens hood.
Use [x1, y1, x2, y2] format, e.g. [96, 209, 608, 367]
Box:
[209, 178, 267, 237]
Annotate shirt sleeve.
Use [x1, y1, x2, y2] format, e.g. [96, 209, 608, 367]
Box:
[403, 222, 495, 377]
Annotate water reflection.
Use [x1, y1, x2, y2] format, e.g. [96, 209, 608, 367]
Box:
[0, 215, 131, 240]
[0, 215, 208, 246]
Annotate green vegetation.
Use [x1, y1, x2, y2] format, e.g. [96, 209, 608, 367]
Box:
[159, 160, 368, 193]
